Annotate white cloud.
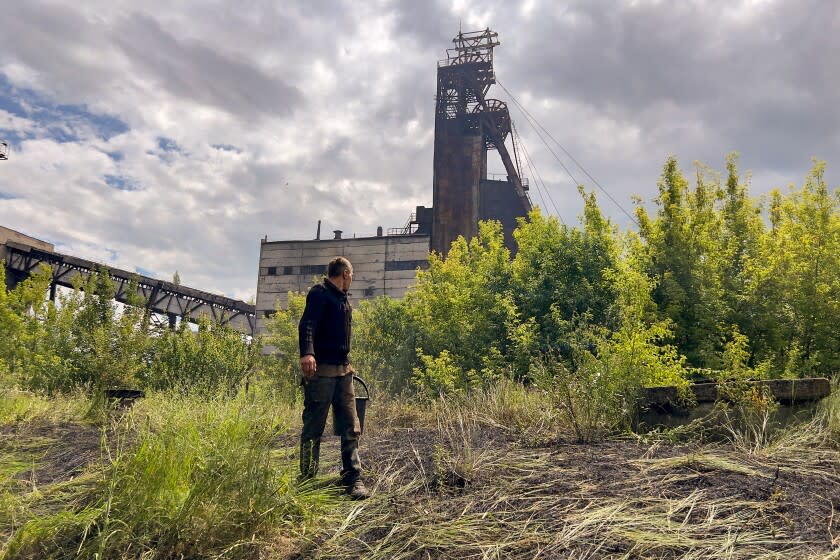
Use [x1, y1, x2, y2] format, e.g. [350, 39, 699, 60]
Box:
[0, 0, 837, 299]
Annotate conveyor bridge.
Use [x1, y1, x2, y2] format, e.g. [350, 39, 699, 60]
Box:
[4, 241, 255, 335]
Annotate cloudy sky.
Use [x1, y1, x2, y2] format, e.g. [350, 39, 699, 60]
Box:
[1, 0, 837, 300]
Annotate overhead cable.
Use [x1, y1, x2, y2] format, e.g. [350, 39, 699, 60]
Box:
[513, 123, 565, 224]
[498, 81, 639, 227]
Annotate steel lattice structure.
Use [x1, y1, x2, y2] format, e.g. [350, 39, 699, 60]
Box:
[431, 29, 532, 255]
[4, 241, 255, 335]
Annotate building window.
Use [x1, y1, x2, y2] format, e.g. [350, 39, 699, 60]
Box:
[384, 259, 429, 272]
[283, 266, 294, 275]
[300, 264, 326, 276]
[267, 266, 277, 275]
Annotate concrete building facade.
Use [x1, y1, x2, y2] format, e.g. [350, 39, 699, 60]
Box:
[255, 232, 430, 334]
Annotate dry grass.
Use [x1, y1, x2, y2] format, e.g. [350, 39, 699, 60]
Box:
[3, 384, 840, 559]
[295, 386, 840, 559]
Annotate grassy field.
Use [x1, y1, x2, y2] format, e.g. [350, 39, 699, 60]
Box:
[2, 383, 840, 559]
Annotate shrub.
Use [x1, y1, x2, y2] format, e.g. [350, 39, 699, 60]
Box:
[531, 347, 639, 443]
[144, 316, 258, 396]
[412, 349, 464, 399]
[353, 296, 418, 393]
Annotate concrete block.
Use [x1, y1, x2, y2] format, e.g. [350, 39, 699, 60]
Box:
[642, 378, 832, 408]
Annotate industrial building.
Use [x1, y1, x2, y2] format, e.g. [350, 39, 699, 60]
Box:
[254, 210, 431, 334]
[255, 29, 532, 332]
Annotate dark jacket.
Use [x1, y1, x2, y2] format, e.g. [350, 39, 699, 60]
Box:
[298, 279, 352, 365]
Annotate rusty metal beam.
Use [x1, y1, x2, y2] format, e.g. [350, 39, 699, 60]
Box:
[4, 241, 255, 335]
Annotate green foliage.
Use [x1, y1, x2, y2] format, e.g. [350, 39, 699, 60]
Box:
[636, 157, 725, 367]
[512, 196, 619, 350]
[412, 349, 464, 398]
[145, 316, 258, 395]
[602, 236, 688, 391]
[635, 155, 839, 377]
[262, 291, 307, 398]
[406, 221, 524, 381]
[353, 296, 417, 392]
[1, 266, 258, 398]
[529, 264, 688, 443]
[530, 342, 638, 443]
[755, 160, 840, 375]
[719, 327, 770, 382]
[4, 394, 326, 559]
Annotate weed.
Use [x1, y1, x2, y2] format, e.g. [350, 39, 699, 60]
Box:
[531, 351, 639, 443]
[3, 392, 334, 559]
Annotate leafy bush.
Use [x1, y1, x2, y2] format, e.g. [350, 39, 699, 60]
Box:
[1, 265, 260, 399]
[512, 194, 620, 351]
[412, 349, 464, 398]
[144, 316, 258, 396]
[531, 344, 639, 443]
[261, 291, 307, 400]
[406, 221, 524, 382]
[353, 296, 418, 393]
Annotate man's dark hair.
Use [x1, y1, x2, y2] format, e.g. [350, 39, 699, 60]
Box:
[327, 256, 352, 278]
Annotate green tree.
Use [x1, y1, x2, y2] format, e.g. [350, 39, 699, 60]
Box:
[146, 316, 257, 395]
[406, 220, 523, 390]
[717, 154, 768, 362]
[0, 264, 52, 384]
[757, 160, 840, 375]
[66, 269, 150, 392]
[511, 189, 620, 352]
[637, 157, 725, 367]
[353, 296, 417, 392]
[263, 292, 306, 380]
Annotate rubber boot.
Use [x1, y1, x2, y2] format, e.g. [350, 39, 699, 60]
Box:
[299, 438, 321, 482]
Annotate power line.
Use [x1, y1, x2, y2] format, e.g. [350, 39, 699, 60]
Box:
[513, 123, 565, 224]
[503, 86, 585, 193]
[498, 81, 639, 227]
[510, 122, 546, 209]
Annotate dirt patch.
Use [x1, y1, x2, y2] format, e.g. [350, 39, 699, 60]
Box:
[304, 422, 840, 558]
[0, 421, 102, 486]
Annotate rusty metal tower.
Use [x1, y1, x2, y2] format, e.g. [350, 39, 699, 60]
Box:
[431, 28, 531, 255]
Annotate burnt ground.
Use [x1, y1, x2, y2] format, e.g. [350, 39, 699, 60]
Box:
[0, 422, 101, 486]
[0, 420, 102, 545]
[295, 419, 840, 559]
[3, 411, 840, 558]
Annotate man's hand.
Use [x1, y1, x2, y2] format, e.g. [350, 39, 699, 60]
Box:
[300, 354, 317, 380]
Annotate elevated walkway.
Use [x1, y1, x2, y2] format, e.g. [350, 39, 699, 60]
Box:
[4, 241, 255, 335]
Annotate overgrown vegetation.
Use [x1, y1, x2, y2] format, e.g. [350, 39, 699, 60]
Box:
[0, 154, 838, 557]
[269, 155, 836, 432]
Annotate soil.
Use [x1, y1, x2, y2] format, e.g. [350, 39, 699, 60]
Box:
[307, 419, 840, 558]
[5, 411, 840, 558]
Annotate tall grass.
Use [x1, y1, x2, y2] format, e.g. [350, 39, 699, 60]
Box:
[4, 378, 840, 558]
[0, 389, 91, 427]
[2, 391, 335, 559]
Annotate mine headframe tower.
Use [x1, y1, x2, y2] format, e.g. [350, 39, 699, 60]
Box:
[431, 28, 532, 255]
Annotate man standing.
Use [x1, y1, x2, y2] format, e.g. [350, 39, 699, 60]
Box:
[298, 256, 368, 499]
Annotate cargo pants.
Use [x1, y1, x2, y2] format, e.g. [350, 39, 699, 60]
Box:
[300, 373, 362, 483]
